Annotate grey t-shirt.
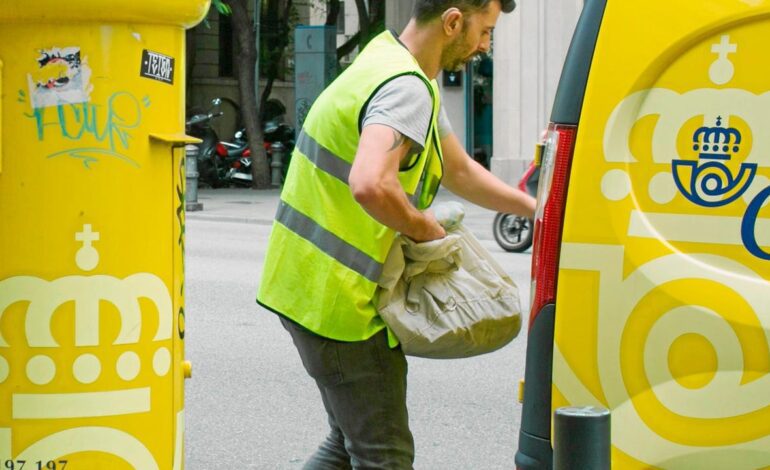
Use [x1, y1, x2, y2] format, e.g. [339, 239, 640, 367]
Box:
[361, 75, 453, 154]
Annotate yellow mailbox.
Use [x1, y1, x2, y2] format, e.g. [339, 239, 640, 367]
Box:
[0, 1, 208, 468]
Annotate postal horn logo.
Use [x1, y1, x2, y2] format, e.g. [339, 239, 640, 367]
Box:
[672, 115, 757, 207]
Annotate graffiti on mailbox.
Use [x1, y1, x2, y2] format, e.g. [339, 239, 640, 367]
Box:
[176, 156, 186, 340]
[21, 46, 152, 169]
[21, 90, 151, 169]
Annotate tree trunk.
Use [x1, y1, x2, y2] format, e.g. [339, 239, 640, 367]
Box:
[226, 0, 271, 188]
[261, 0, 293, 113]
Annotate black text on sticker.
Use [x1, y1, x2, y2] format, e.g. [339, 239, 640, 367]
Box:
[141, 49, 175, 84]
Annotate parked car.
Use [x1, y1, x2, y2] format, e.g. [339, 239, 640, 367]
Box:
[516, 0, 770, 468]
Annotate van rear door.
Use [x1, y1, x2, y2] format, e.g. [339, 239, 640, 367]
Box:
[518, 0, 770, 468]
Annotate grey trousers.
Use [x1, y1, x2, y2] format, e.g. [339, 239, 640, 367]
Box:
[280, 316, 415, 470]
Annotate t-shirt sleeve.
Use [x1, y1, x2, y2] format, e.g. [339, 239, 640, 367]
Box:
[360, 75, 433, 153]
[438, 103, 454, 139]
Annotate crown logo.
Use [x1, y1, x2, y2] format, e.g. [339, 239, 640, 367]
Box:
[0, 224, 172, 349]
[0, 224, 174, 467]
[672, 115, 756, 208]
[692, 116, 742, 161]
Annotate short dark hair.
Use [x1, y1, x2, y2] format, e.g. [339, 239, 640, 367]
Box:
[412, 0, 516, 24]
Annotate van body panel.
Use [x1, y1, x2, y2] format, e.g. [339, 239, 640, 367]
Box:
[547, 0, 770, 468]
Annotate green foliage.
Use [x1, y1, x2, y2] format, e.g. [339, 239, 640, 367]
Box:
[212, 0, 232, 15]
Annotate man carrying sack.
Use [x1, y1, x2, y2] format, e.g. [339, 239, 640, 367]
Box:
[257, 1, 535, 467]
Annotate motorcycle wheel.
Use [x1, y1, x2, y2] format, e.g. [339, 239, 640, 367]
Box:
[493, 212, 534, 253]
[197, 158, 217, 188]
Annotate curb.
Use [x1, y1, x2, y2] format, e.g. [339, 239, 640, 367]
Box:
[186, 213, 275, 225]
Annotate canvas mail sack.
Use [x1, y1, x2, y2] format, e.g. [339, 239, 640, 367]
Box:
[376, 202, 522, 359]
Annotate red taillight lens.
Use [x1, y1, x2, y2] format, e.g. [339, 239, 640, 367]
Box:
[529, 123, 577, 327]
[216, 142, 227, 157]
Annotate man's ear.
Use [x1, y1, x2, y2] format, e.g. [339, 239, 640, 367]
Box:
[441, 8, 463, 36]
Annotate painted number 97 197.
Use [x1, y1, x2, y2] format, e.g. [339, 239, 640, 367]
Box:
[2, 461, 68, 470]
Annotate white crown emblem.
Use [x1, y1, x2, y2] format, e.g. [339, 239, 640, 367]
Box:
[0, 224, 176, 468]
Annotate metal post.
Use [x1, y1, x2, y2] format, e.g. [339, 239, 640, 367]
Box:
[553, 406, 611, 470]
[185, 144, 203, 211]
[270, 141, 284, 187]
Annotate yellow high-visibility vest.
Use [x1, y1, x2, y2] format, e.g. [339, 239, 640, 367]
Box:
[258, 30, 443, 344]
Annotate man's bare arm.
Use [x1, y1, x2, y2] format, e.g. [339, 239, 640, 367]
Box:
[440, 132, 536, 218]
[349, 124, 445, 242]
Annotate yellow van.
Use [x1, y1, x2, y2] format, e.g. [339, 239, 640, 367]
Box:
[516, 0, 770, 468]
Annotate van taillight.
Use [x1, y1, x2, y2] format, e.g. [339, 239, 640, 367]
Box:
[529, 123, 577, 326]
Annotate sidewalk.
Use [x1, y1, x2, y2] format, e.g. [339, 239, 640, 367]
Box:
[186, 187, 282, 225]
[186, 187, 502, 242]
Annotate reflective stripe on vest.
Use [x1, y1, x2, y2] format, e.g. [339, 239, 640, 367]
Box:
[297, 127, 429, 202]
[296, 130, 351, 184]
[275, 200, 383, 283]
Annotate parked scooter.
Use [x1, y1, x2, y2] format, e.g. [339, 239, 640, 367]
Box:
[222, 128, 253, 187]
[224, 105, 296, 186]
[186, 98, 226, 187]
[492, 152, 541, 253]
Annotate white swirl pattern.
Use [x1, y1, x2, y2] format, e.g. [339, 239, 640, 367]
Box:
[556, 243, 770, 467]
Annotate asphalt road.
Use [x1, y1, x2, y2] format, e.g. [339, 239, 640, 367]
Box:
[184, 190, 533, 469]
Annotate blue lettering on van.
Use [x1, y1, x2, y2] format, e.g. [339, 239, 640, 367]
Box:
[671, 116, 756, 207]
[741, 186, 770, 260]
[24, 91, 150, 169]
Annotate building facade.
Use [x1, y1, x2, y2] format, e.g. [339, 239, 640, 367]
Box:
[491, 0, 583, 183]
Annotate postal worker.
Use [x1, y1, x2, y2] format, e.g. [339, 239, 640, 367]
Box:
[258, 1, 535, 467]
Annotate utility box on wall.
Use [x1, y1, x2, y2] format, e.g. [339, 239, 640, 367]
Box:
[294, 25, 337, 132]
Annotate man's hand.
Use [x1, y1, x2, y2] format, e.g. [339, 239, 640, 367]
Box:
[413, 209, 446, 242]
[349, 124, 446, 242]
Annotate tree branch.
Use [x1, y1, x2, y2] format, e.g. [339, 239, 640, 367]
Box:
[336, 30, 361, 60]
[325, 0, 341, 26]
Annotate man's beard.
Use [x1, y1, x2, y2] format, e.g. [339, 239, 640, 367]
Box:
[444, 57, 468, 72]
[441, 36, 473, 72]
